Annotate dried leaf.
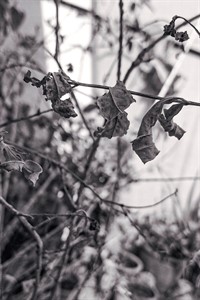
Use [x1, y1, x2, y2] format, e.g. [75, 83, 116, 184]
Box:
[131, 101, 163, 163]
[175, 31, 189, 42]
[24, 70, 77, 119]
[163, 16, 189, 43]
[52, 70, 72, 98]
[132, 99, 185, 163]
[0, 160, 25, 172]
[159, 104, 185, 139]
[94, 112, 130, 138]
[23, 160, 43, 186]
[52, 98, 77, 118]
[95, 81, 135, 138]
[0, 139, 24, 162]
[97, 81, 135, 120]
[0, 134, 42, 185]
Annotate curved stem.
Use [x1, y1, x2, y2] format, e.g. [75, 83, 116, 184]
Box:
[175, 15, 200, 37]
[123, 13, 200, 83]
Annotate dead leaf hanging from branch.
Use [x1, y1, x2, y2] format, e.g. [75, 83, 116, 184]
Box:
[24, 70, 77, 118]
[131, 98, 186, 164]
[94, 81, 135, 138]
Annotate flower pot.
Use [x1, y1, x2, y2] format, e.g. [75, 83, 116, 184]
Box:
[127, 272, 158, 300]
[128, 283, 158, 300]
[118, 250, 143, 276]
[140, 249, 186, 293]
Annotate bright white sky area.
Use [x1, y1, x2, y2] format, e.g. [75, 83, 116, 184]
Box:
[40, 0, 200, 215]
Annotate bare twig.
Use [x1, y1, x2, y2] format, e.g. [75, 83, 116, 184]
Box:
[0, 196, 43, 300]
[54, 0, 60, 60]
[60, 168, 77, 212]
[117, 0, 124, 81]
[105, 189, 178, 210]
[0, 196, 32, 219]
[125, 176, 200, 184]
[49, 224, 72, 299]
[3, 220, 70, 273]
[71, 91, 95, 141]
[0, 63, 46, 74]
[123, 14, 200, 83]
[0, 109, 53, 128]
[2, 172, 56, 252]
[174, 15, 200, 37]
[19, 217, 43, 300]
[71, 80, 200, 105]
[76, 137, 100, 206]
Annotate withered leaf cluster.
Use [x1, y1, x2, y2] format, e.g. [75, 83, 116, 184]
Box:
[24, 70, 188, 165]
[94, 81, 135, 138]
[24, 70, 77, 118]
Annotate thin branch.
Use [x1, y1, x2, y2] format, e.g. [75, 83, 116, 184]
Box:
[105, 189, 178, 210]
[49, 225, 72, 299]
[0, 196, 43, 300]
[71, 91, 95, 141]
[0, 196, 32, 219]
[0, 63, 46, 74]
[123, 14, 200, 83]
[126, 176, 200, 183]
[54, 0, 60, 60]
[2, 172, 56, 252]
[76, 137, 100, 206]
[59, 0, 103, 21]
[71, 80, 200, 105]
[60, 168, 77, 212]
[19, 218, 43, 300]
[3, 220, 70, 273]
[175, 15, 200, 37]
[0, 109, 53, 128]
[0, 142, 184, 210]
[117, 0, 124, 81]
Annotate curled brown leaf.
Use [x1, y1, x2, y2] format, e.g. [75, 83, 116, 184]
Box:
[132, 98, 186, 163]
[158, 104, 185, 139]
[94, 81, 135, 138]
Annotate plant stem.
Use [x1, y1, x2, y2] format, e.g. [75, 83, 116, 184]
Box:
[175, 15, 200, 37]
[72, 80, 200, 105]
[117, 0, 124, 81]
[0, 109, 53, 128]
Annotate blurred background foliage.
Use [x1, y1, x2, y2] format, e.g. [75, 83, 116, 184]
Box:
[0, 0, 200, 299]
